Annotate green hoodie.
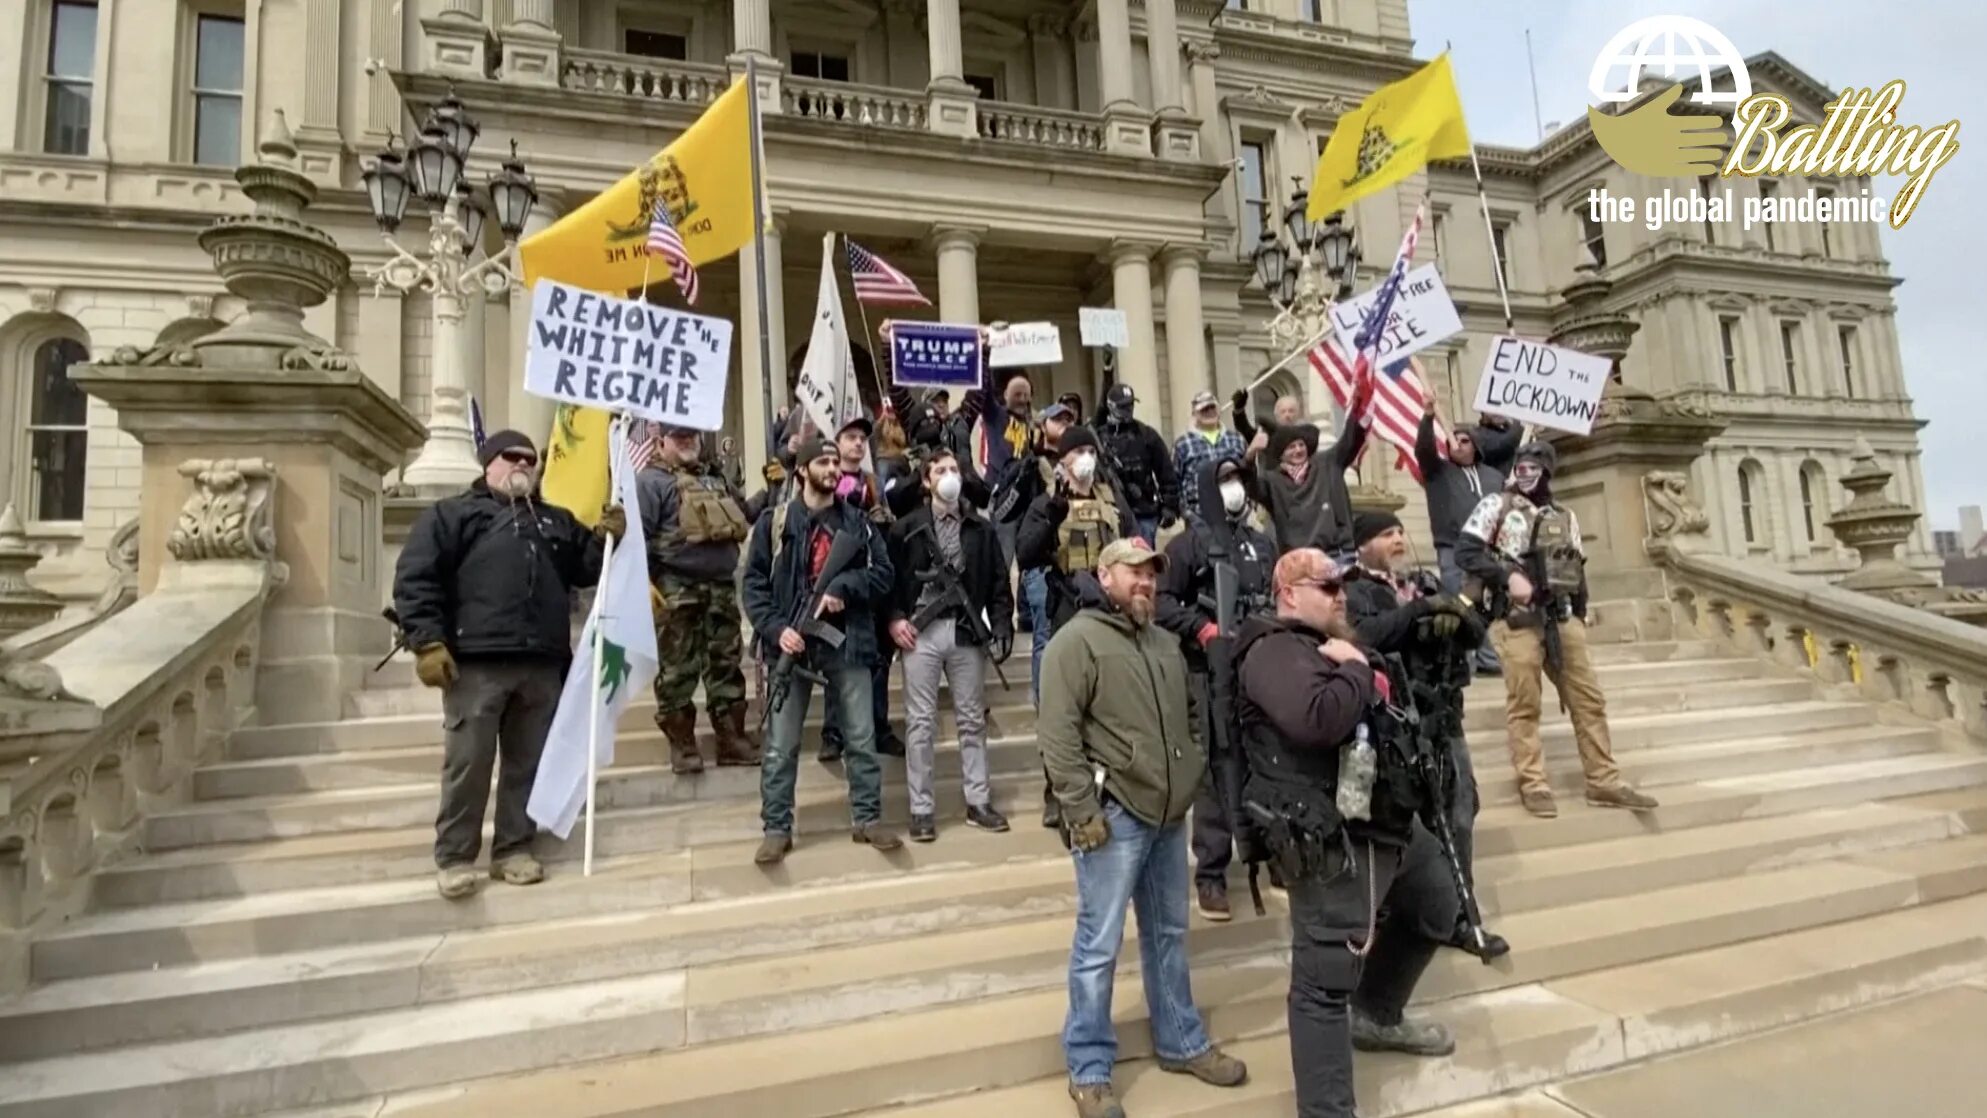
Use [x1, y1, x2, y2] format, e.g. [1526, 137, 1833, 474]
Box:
[1037, 581, 1206, 828]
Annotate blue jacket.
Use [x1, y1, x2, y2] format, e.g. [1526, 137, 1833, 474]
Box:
[741, 495, 894, 668]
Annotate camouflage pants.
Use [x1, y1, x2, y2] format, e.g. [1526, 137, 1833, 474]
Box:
[652, 574, 748, 718]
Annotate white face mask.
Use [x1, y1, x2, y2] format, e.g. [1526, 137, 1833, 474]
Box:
[933, 472, 962, 503]
[1069, 452, 1098, 483]
[1220, 480, 1247, 514]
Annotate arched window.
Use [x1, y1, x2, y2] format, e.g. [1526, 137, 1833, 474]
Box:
[1738, 459, 1766, 546]
[1799, 460, 1828, 545]
[25, 336, 90, 522]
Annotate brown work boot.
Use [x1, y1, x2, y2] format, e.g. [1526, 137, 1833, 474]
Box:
[1521, 788, 1559, 818]
[658, 708, 703, 775]
[713, 704, 762, 767]
[1068, 1082, 1126, 1118]
[491, 852, 544, 886]
[1587, 783, 1659, 811]
[754, 832, 792, 865]
[1158, 1047, 1248, 1087]
[852, 822, 903, 851]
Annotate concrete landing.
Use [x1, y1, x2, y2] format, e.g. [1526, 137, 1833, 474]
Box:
[1550, 984, 1987, 1118]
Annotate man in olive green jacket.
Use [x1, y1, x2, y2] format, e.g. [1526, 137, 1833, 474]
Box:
[1038, 537, 1247, 1118]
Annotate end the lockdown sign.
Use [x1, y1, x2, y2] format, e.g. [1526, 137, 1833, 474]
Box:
[524, 279, 734, 430]
[1472, 336, 1611, 436]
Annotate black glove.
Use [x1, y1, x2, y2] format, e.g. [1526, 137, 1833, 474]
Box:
[1232, 388, 1250, 415]
[1047, 484, 1070, 522]
[1159, 509, 1179, 531]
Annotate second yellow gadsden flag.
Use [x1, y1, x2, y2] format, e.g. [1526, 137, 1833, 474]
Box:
[1307, 54, 1470, 220]
[519, 80, 755, 293]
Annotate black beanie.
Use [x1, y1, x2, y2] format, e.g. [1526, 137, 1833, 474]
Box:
[477, 429, 535, 468]
[1058, 425, 1100, 456]
[1353, 510, 1403, 548]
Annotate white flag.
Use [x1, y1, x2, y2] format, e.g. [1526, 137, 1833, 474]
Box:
[527, 419, 659, 840]
[793, 233, 868, 466]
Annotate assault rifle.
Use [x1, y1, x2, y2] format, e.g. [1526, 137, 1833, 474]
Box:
[761, 529, 865, 733]
[908, 558, 1012, 693]
[1202, 557, 1273, 914]
[375, 607, 409, 672]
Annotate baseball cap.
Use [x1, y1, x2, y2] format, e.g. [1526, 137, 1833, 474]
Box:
[1098, 536, 1167, 572]
[796, 435, 837, 465]
[1191, 391, 1219, 412]
[1040, 402, 1075, 424]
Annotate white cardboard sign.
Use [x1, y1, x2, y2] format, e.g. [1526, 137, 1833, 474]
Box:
[988, 321, 1064, 368]
[1328, 264, 1464, 366]
[1078, 307, 1129, 349]
[523, 280, 733, 430]
[1472, 335, 1611, 435]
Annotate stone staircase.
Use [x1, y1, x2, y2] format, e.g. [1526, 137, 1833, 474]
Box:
[2, 639, 1986, 1118]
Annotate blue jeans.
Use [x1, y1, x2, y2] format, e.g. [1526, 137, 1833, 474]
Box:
[760, 663, 883, 834]
[1024, 566, 1050, 704]
[1135, 516, 1160, 547]
[1064, 800, 1213, 1085]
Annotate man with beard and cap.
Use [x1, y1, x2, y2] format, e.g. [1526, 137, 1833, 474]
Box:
[1343, 511, 1509, 960]
[1039, 536, 1249, 1118]
[742, 435, 900, 864]
[1233, 547, 1461, 1118]
[1259, 408, 1367, 560]
[818, 410, 906, 763]
[394, 431, 624, 899]
[1415, 398, 1509, 676]
[1156, 454, 1276, 922]
[1018, 425, 1138, 829]
[637, 423, 760, 776]
[1457, 442, 1659, 819]
[1097, 382, 1179, 544]
[1172, 391, 1249, 522]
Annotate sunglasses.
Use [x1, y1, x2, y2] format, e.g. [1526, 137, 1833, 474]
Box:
[1290, 577, 1344, 596]
[498, 450, 538, 467]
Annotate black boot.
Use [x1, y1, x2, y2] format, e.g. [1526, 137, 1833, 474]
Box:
[817, 726, 845, 763]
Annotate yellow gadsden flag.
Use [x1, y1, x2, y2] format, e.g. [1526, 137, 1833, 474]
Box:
[539, 404, 612, 528]
[519, 79, 756, 293]
[1307, 54, 1470, 220]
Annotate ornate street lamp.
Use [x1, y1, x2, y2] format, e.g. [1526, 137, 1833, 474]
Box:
[1252, 180, 1362, 355]
[361, 92, 539, 495]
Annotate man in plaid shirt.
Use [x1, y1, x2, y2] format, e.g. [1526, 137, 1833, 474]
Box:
[1172, 392, 1249, 522]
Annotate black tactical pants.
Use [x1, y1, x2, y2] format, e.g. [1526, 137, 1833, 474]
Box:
[1188, 670, 1232, 886]
[435, 658, 563, 869]
[1286, 826, 1459, 1118]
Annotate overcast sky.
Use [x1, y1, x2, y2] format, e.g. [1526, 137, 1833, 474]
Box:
[1410, 0, 1985, 530]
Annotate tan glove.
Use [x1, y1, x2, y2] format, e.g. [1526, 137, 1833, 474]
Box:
[414, 643, 457, 689]
[1068, 813, 1110, 853]
[596, 504, 627, 542]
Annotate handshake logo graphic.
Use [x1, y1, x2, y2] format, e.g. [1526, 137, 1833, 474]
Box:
[1584, 16, 1748, 177]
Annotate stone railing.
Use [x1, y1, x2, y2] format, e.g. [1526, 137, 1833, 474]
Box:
[560, 49, 727, 106]
[1655, 540, 1987, 746]
[0, 461, 280, 993]
[978, 101, 1107, 152]
[782, 78, 927, 131]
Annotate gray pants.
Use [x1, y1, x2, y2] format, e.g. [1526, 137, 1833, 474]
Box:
[902, 618, 991, 815]
[436, 658, 563, 869]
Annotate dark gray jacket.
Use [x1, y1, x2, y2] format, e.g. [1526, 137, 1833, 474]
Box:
[635, 463, 747, 583]
[1416, 413, 1507, 550]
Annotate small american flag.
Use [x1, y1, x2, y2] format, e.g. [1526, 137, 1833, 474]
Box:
[647, 204, 699, 305]
[469, 395, 487, 452]
[845, 239, 930, 306]
[624, 418, 661, 472]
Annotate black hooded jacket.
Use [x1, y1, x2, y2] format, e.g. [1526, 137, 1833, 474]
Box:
[1416, 412, 1508, 550]
[1260, 414, 1366, 555]
[1157, 457, 1277, 671]
[1098, 413, 1179, 521]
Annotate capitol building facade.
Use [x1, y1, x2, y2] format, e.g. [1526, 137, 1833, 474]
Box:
[0, 0, 1936, 604]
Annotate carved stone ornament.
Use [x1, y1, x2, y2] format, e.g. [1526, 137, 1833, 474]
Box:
[1642, 471, 1711, 537]
[168, 458, 278, 563]
[27, 287, 57, 314]
[1183, 41, 1222, 64]
[279, 344, 355, 372]
[0, 652, 84, 704]
[101, 343, 202, 368]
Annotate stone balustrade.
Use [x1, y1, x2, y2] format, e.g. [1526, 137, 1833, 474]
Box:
[979, 101, 1107, 151]
[561, 49, 728, 106]
[1655, 540, 1987, 746]
[782, 78, 928, 130]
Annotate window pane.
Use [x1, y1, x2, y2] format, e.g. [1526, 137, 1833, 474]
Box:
[43, 80, 90, 154]
[32, 338, 90, 426]
[194, 94, 241, 166]
[789, 51, 818, 78]
[48, 1, 97, 79]
[31, 430, 88, 522]
[821, 54, 850, 82]
[624, 29, 687, 60]
[964, 74, 997, 101]
[195, 14, 244, 91]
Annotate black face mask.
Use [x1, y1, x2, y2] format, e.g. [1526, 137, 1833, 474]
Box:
[1106, 401, 1134, 424]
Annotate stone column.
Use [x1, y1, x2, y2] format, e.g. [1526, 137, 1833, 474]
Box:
[506, 204, 559, 449]
[733, 0, 772, 55]
[1185, 41, 1225, 174]
[399, 247, 480, 494]
[935, 226, 983, 326]
[1094, 0, 1151, 155]
[1144, 0, 1198, 160]
[498, 0, 561, 87]
[1161, 245, 1206, 425]
[738, 214, 788, 474]
[424, 0, 493, 78]
[1109, 241, 1161, 413]
[925, 0, 978, 137]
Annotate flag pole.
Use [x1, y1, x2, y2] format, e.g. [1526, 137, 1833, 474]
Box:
[583, 420, 621, 877]
[1446, 41, 1515, 333]
[838, 233, 887, 414]
[745, 56, 777, 454]
[1246, 322, 1339, 393]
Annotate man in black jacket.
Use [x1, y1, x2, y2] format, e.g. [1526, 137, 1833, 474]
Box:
[1156, 455, 1275, 922]
[1414, 400, 1511, 676]
[742, 436, 901, 865]
[1097, 383, 1179, 544]
[393, 430, 621, 900]
[887, 448, 1014, 842]
[1234, 547, 1459, 1118]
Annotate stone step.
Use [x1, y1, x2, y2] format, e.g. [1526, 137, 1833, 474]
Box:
[1458, 675, 1815, 735]
[25, 794, 1975, 1058]
[240, 866, 1987, 1118]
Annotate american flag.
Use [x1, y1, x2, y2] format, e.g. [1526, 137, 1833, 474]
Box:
[623, 417, 661, 473]
[845, 239, 930, 306]
[646, 203, 699, 305]
[469, 395, 487, 452]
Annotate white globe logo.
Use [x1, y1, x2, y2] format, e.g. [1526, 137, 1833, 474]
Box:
[1588, 16, 1752, 107]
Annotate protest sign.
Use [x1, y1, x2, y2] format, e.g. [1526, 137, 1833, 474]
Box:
[1079, 307, 1129, 348]
[890, 322, 983, 389]
[1329, 264, 1463, 365]
[1472, 335, 1611, 435]
[988, 322, 1063, 368]
[524, 280, 733, 430]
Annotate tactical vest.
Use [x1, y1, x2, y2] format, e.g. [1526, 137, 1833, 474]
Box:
[1531, 507, 1584, 596]
[674, 469, 749, 544]
[1056, 483, 1120, 573]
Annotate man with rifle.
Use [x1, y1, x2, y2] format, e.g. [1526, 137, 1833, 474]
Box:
[1232, 548, 1460, 1118]
[1342, 511, 1509, 960]
[1456, 441, 1657, 819]
[742, 436, 900, 866]
[888, 448, 1015, 843]
[1156, 454, 1275, 923]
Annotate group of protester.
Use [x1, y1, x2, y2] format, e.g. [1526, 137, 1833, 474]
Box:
[389, 330, 1659, 1118]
